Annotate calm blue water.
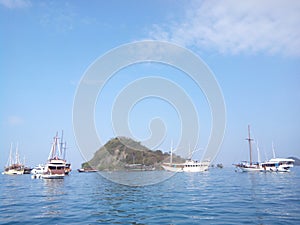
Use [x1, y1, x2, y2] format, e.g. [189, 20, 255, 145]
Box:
[1, 167, 300, 224]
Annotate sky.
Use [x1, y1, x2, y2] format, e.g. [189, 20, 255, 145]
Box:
[1, 0, 300, 169]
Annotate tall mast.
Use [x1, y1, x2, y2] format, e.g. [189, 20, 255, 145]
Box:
[8, 143, 13, 166]
[15, 142, 19, 165]
[49, 134, 57, 160]
[246, 125, 254, 165]
[170, 140, 173, 164]
[53, 134, 57, 158]
[60, 130, 64, 157]
[272, 142, 276, 158]
[256, 141, 261, 163]
[63, 142, 67, 160]
[55, 132, 61, 158]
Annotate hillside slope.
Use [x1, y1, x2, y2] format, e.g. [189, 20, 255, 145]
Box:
[82, 137, 184, 171]
[289, 156, 300, 166]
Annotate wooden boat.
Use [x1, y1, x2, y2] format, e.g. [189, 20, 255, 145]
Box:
[2, 143, 25, 175]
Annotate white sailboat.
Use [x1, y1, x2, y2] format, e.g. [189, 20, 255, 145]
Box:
[2, 143, 25, 175]
[234, 125, 263, 172]
[162, 143, 210, 173]
[41, 132, 67, 179]
[235, 126, 295, 172]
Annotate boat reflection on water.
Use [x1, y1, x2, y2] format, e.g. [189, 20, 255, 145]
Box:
[40, 178, 65, 218]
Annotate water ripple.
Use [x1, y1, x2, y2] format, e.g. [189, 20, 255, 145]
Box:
[1, 168, 300, 224]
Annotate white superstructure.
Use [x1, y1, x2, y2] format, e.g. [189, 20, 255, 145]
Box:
[162, 142, 209, 173]
[162, 159, 210, 172]
[261, 158, 294, 172]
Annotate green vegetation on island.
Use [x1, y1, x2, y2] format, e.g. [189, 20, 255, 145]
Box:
[81, 137, 184, 171]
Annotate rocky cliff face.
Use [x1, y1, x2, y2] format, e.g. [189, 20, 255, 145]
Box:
[82, 137, 184, 171]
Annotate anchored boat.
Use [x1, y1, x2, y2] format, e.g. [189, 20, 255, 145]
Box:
[31, 164, 47, 179]
[162, 159, 210, 172]
[41, 133, 66, 179]
[162, 143, 209, 172]
[234, 125, 294, 172]
[261, 158, 294, 172]
[234, 125, 263, 172]
[32, 132, 71, 179]
[42, 133, 67, 179]
[2, 143, 25, 175]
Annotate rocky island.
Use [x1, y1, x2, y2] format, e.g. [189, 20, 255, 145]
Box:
[81, 137, 184, 171]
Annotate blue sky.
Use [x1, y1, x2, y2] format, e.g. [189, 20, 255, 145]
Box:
[1, 0, 300, 169]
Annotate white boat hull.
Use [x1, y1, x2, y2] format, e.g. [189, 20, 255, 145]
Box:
[183, 166, 209, 172]
[2, 169, 24, 175]
[41, 174, 65, 179]
[161, 165, 184, 172]
[238, 166, 263, 172]
[235, 158, 294, 173]
[162, 160, 209, 173]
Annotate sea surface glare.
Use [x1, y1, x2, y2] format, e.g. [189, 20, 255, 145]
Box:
[1, 167, 300, 224]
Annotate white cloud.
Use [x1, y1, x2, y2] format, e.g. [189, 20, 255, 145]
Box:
[149, 0, 300, 57]
[39, 1, 75, 33]
[0, 0, 31, 9]
[8, 116, 24, 126]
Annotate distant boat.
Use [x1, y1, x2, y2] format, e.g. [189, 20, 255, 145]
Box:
[2, 143, 25, 175]
[65, 163, 71, 175]
[37, 132, 69, 179]
[31, 164, 47, 179]
[162, 159, 210, 172]
[161, 143, 209, 172]
[23, 167, 32, 174]
[31, 133, 71, 179]
[77, 168, 98, 173]
[234, 125, 263, 172]
[261, 158, 295, 172]
[216, 163, 223, 169]
[262, 143, 295, 172]
[234, 125, 295, 172]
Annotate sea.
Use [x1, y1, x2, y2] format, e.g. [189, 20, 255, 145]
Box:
[1, 167, 300, 225]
